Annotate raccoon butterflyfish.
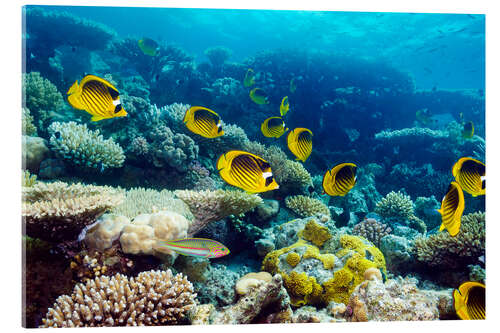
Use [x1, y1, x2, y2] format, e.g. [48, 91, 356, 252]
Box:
[138, 37, 160, 56]
[452, 157, 485, 197]
[67, 74, 127, 122]
[280, 96, 290, 116]
[453, 281, 485, 320]
[261, 116, 288, 138]
[217, 150, 279, 193]
[244, 68, 255, 87]
[287, 128, 313, 162]
[183, 106, 224, 138]
[462, 121, 474, 139]
[290, 77, 297, 93]
[322, 163, 357, 196]
[155, 238, 230, 258]
[437, 181, 465, 237]
[249, 88, 270, 105]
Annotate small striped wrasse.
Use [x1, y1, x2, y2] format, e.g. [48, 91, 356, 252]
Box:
[155, 238, 230, 258]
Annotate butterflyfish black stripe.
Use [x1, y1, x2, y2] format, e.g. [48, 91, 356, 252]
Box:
[81, 91, 107, 116]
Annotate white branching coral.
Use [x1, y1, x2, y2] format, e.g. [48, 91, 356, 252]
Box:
[285, 195, 331, 219]
[48, 121, 125, 170]
[40, 270, 197, 327]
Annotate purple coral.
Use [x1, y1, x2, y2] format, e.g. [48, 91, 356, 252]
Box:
[352, 217, 392, 247]
[130, 136, 149, 155]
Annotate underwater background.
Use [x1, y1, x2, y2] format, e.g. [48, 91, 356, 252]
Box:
[21, 5, 485, 327]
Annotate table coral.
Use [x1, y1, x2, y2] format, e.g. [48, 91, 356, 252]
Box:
[110, 187, 193, 220]
[175, 189, 263, 236]
[22, 181, 123, 243]
[48, 121, 125, 171]
[262, 219, 386, 307]
[413, 212, 485, 269]
[285, 195, 331, 220]
[40, 270, 196, 327]
[346, 276, 440, 321]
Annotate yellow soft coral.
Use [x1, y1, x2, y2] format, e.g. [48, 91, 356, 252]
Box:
[286, 252, 301, 267]
[299, 219, 332, 246]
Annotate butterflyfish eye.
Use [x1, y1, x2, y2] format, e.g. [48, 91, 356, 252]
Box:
[114, 104, 122, 113]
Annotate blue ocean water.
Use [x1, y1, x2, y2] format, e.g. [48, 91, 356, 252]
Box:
[22, 5, 486, 327]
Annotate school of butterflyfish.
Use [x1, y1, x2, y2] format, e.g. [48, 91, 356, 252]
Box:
[64, 56, 485, 318]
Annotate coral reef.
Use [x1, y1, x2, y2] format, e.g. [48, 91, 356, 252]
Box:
[379, 235, 414, 275]
[413, 212, 485, 270]
[235, 272, 273, 295]
[22, 135, 49, 172]
[22, 107, 37, 136]
[192, 264, 244, 307]
[285, 195, 331, 219]
[48, 121, 125, 171]
[374, 191, 414, 221]
[83, 214, 131, 251]
[375, 127, 448, 145]
[110, 187, 193, 220]
[192, 274, 292, 325]
[40, 270, 196, 327]
[346, 276, 440, 321]
[119, 210, 189, 259]
[22, 181, 123, 242]
[352, 217, 392, 247]
[262, 218, 386, 306]
[414, 195, 441, 230]
[175, 189, 263, 236]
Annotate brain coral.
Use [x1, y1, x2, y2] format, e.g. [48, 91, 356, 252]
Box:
[285, 195, 331, 220]
[22, 181, 123, 243]
[119, 210, 190, 258]
[40, 270, 196, 327]
[175, 189, 263, 236]
[262, 218, 386, 306]
[413, 212, 485, 269]
[48, 121, 125, 171]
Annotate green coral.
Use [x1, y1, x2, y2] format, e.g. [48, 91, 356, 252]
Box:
[22, 170, 37, 187]
[22, 72, 64, 129]
[374, 191, 414, 220]
[285, 195, 331, 219]
[22, 107, 37, 136]
[262, 219, 386, 307]
[48, 121, 125, 171]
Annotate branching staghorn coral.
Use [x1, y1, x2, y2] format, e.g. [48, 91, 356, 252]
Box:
[22, 170, 38, 187]
[175, 189, 263, 236]
[48, 121, 125, 171]
[110, 187, 193, 220]
[22, 181, 123, 242]
[40, 269, 196, 327]
[413, 212, 485, 269]
[285, 195, 331, 219]
[374, 191, 414, 220]
[22, 72, 64, 129]
[22, 107, 37, 136]
[352, 218, 392, 247]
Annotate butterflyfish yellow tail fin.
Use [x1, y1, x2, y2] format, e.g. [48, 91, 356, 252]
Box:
[91, 115, 106, 122]
[67, 94, 85, 110]
[67, 80, 80, 95]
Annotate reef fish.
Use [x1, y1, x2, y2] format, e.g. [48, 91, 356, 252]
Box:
[280, 96, 290, 116]
[67, 74, 127, 122]
[290, 77, 297, 93]
[437, 181, 465, 237]
[249, 88, 270, 105]
[155, 238, 230, 258]
[243, 68, 255, 87]
[138, 37, 160, 56]
[287, 128, 313, 162]
[452, 157, 485, 196]
[462, 121, 474, 138]
[217, 150, 279, 193]
[322, 163, 357, 196]
[184, 106, 224, 138]
[416, 108, 436, 125]
[453, 281, 485, 320]
[261, 116, 288, 138]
